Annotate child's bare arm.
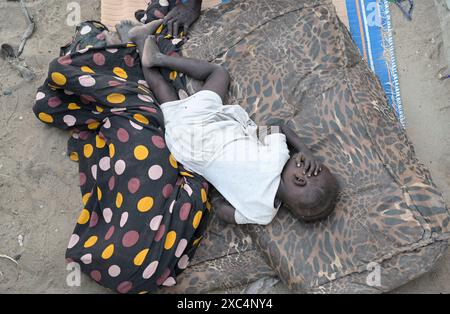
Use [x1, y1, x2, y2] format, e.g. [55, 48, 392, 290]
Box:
[211, 196, 237, 224]
[279, 124, 322, 176]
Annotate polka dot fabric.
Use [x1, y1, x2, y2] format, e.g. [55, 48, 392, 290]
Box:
[33, 42, 210, 294]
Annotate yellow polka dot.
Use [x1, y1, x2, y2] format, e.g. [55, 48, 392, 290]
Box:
[137, 85, 150, 94]
[77, 209, 90, 225]
[156, 24, 164, 34]
[84, 144, 94, 158]
[169, 71, 177, 81]
[38, 112, 54, 123]
[113, 67, 128, 79]
[109, 143, 115, 158]
[95, 105, 104, 113]
[169, 154, 178, 169]
[193, 211, 203, 229]
[201, 189, 207, 203]
[97, 187, 102, 201]
[126, 43, 136, 48]
[82, 192, 91, 206]
[101, 244, 114, 260]
[107, 93, 126, 104]
[138, 291, 149, 295]
[180, 171, 194, 178]
[193, 236, 203, 246]
[81, 66, 95, 74]
[134, 145, 149, 160]
[116, 192, 123, 208]
[96, 135, 106, 148]
[68, 103, 81, 110]
[69, 152, 79, 162]
[133, 248, 149, 266]
[137, 196, 154, 213]
[88, 121, 100, 130]
[51, 72, 67, 86]
[206, 201, 212, 211]
[84, 236, 98, 248]
[164, 231, 177, 250]
[133, 114, 149, 125]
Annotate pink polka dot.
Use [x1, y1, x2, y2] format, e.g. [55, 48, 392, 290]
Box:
[48, 96, 62, 108]
[103, 208, 113, 223]
[124, 55, 134, 67]
[108, 265, 121, 277]
[79, 172, 87, 186]
[99, 157, 111, 171]
[122, 230, 140, 248]
[175, 239, 188, 258]
[67, 234, 79, 249]
[155, 224, 166, 242]
[108, 80, 124, 87]
[148, 165, 163, 180]
[178, 255, 189, 270]
[117, 128, 130, 143]
[90, 270, 102, 282]
[80, 253, 92, 264]
[120, 212, 129, 228]
[79, 131, 89, 140]
[156, 268, 171, 286]
[93, 52, 106, 65]
[154, 9, 165, 18]
[58, 55, 72, 65]
[127, 178, 140, 194]
[151, 135, 166, 149]
[96, 33, 106, 41]
[163, 277, 176, 287]
[139, 106, 157, 114]
[179, 203, 191, 221]
[162, 184, 173, 198]
[117, 281, 133, 294]
[108, 176, 116, 191]
[143, 261, 159, 279]
[149, 215, 163, 231]
[89, 211, 99, 227]
[81, 94, 96, 103]
[115, 160, 126, 175]
[105, 225, 115, 240]
[79, 75, 96, 87]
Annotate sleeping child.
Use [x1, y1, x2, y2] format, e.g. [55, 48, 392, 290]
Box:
[128, 20, 339, 225]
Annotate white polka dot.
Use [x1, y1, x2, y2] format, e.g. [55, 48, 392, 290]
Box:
[143, 261, 159, 279]
[120, 212, 129, 228]
[148, 165, 163, 180]
[163, 277, 176, 287]
[178, 255, 189, 269]
[114, 76, 127, 82]
[106, 48, 119, 54]
[91, 164, 97, 180]
[171, 38, 182, 45]
[178, 89, 189, 100]
[99, 157, 111, 171]
[140, 13, 148, 23]
[169, 200, 175, 214]
[103, 208, 113, 223]
[63, 115, 76, 127]
[138, 80, 149, 88]
[80, 253, 92, 265]
[159, 0, 169, 7]
[130, 120, 143, 130]
[115, 160, 126, 175]
[175, 239, 188, 258]
[64, 90, 74, 95]
[149, 215, 163, 231]
[36, 92, 45, 101]
[80, 25, 92, 35]
[110, 107, 126, 113]
[103, 118, 111, 129]
[108, 265, 121, 277]
[68, 234, 80, 249]
[79, 75, 96, 87]
[184, 184, 193, 196]
[78, 47, 90, 54]
[138, 94, 153, 103]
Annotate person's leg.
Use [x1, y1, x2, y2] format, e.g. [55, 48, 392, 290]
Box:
[143, 36, 230, 101]
[129, 20, 179, 104]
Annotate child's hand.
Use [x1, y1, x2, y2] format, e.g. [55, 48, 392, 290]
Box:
[295, 152, 322, 177]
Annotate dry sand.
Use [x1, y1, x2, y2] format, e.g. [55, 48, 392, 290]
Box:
[0, 0, 449, 294]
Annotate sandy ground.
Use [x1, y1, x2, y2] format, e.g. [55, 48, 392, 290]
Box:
[0, 1, 449, 294]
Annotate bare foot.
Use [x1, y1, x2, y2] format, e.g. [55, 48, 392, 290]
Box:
[115, 20, 141, 43]
[128, 19, 164, 45]
[142, 35, 164, 68]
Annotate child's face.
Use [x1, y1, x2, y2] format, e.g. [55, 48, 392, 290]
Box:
[279, 158, 337, 222]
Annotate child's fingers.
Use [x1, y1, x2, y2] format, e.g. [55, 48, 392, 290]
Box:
[173, 22, 180, 38]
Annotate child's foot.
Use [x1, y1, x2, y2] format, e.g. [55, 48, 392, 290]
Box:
[128, 19, 164, 44]
[142, 35, 164, 68]
[115, 20, 141, 43]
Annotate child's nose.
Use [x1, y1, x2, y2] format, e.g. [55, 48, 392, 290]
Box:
[295, 173, 307, 186]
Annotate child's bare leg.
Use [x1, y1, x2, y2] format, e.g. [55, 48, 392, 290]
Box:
[143, 36, 230, 101]
[129, 21, 178, 104]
